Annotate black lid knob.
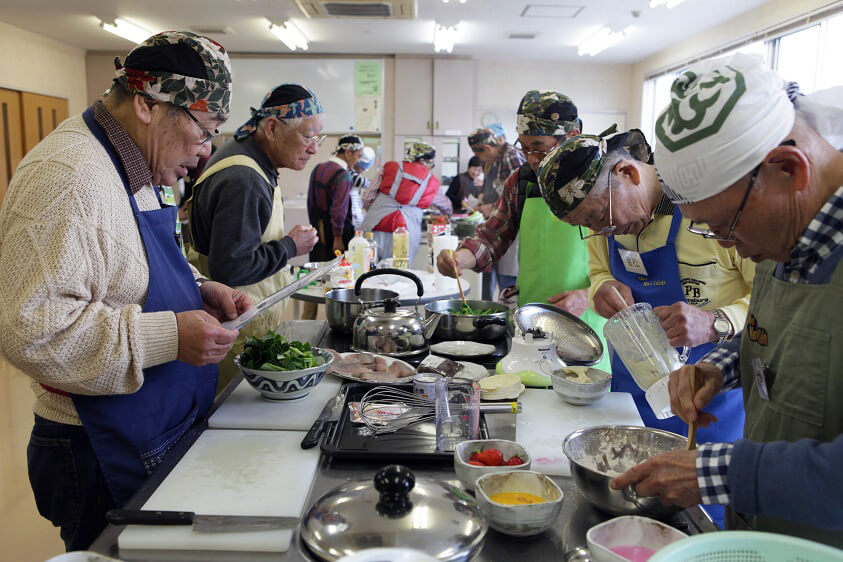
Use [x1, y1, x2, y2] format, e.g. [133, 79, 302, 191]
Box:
[383, 298, 399, 314]
[374, 465, 415, 518]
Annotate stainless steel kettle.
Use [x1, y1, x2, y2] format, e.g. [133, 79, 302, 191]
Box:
[351, 269, 440, 357]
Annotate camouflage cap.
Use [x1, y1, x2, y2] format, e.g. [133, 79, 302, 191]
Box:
[538, 129, 652, 219]
[467, 127, 499, 148]
[516, 90, 579, 137]
[405, 141, 436, 162]
[233, 84, 323, 140]
[114, 31, 232, 116]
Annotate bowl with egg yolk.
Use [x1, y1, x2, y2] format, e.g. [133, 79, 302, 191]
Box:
[474, 470, 564, 537]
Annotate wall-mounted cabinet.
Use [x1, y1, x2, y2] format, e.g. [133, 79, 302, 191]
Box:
[394, 57, 474, 137]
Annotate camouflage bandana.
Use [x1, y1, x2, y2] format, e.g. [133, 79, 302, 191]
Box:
[334, 135, 364, 155]
[233, 84, 324, 140]
[516, 90, 579, 137]
[405, 141, 435, 162]
[114, 31, 232, 116]
[538, 128, 653, 219]
[467, 127, 499, 149]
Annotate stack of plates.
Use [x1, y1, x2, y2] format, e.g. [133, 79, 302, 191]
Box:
[477, 373, 525, 400]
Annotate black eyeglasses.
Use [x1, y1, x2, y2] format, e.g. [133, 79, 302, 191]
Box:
[579, 166, 617, 240]
[180, 107, 220, 145]
[514, 139, 557, 159]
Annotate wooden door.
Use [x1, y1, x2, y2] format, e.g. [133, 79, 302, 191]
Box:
[0, 88, 24, 207]
[21, 92, 69, 154]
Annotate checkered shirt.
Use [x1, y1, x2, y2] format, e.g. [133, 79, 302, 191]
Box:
[696, 184, 843, 505]
[459, 168, 522, 271]
[93, 101, 152, 194]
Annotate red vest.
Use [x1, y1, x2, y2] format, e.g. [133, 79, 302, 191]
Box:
[373, 161, 440, 232]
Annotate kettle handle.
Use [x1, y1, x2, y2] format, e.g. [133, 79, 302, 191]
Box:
[354, 268, 424, 298]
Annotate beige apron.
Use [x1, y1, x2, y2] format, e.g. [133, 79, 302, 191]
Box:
[187, 155, 293, 394]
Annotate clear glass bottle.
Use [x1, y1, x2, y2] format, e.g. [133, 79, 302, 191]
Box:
[348, 230, 370, 280]
[392, 225, 410, 270]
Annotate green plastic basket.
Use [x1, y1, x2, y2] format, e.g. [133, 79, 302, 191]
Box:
[650, 531, 842, 562]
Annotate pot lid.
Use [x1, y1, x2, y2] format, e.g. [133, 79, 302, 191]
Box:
[300, 465, 487, 562]
[515, 303, 604, 366]
[365, 299, 418, 317]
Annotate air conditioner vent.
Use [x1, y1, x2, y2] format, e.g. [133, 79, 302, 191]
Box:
[508, 32, 538, 39]
[295, 0, 416, 19]
[324, 2, 391, 16]
[191, 26, 233, 35]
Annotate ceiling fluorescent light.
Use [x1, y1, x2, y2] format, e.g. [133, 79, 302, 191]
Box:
[433, 23, 458, 53]
[100, 18, 153, 44]
[649, 0, 686, 8]
[577, 26, 627, 56]
[441, 0, 468, 3]
[269, 19, 309, 51]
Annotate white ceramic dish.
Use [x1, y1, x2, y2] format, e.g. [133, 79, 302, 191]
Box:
[453, 439, 531, 492]
[474, 470, 564, 537]
[550, 366, 612, 405]
[327, 352, 416, 385]
[430, 341, 496, 358]
[337, 547, 438, 562]
[457, 361, 491, 380]
[586, 515, 687, 562]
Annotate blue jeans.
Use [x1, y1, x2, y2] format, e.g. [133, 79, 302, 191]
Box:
[27, 415, 115, 552]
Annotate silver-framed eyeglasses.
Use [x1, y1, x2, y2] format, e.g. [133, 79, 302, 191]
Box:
[686, 163, 759, 242]
[180, 107, 220, 145]
[514, 139, 556, 159]
[579, 168, 617, 240]
[279, 119, 326, 147]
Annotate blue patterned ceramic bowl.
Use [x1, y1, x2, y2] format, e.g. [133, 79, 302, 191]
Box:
[235, 348, 335, 401]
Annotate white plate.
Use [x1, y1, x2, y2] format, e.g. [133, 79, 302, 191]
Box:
[338, 548, 438, 562]
[430, 341, 496, 358]
[327, 352, 416, 384]
[456, 361, 490, 381]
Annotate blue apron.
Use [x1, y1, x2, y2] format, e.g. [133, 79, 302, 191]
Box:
[72, 108, 217, 506]
[608, 206, 744, 527]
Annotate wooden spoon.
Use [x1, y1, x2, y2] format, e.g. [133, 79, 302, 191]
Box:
[449, 249, 467, 306]
[686, 365, 699, 451]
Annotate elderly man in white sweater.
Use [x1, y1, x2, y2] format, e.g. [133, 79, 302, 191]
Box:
[0, 32, 251, 550]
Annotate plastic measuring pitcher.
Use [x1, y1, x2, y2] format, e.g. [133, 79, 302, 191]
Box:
[603, 302, 681, 419]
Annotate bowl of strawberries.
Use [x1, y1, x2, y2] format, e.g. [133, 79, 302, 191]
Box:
[454, 439, 531, 492]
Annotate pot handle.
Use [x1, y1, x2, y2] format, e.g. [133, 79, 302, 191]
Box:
[354, 268, 424, 298]
[476, 316, 507, 329]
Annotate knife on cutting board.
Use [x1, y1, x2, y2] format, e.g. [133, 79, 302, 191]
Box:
[300, 385, 349, 449]
[106, 509, 298, 533]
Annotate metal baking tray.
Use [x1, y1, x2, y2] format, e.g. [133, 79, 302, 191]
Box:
[321, 382, 490, 464]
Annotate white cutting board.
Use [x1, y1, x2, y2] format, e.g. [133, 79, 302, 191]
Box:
[515, 389, 643, 477]
[118, 430, 319, 553]
[208, 376, 341, 430]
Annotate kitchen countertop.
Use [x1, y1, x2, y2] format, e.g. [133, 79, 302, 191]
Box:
[89, 320, 717, 561]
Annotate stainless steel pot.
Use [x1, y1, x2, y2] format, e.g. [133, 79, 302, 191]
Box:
[425, 299, 510, 341]
[324, 287, 398, 334]
[299, 465, 487, 561]
[562, 425, 686, 518]
[351, 269, 439, 357]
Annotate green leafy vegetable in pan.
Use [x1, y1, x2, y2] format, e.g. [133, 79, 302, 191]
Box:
[241, 331, 323, 371]
[450, 303, 496, 316]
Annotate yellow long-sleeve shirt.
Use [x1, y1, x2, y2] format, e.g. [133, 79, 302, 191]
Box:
[587, 200, 755, 332]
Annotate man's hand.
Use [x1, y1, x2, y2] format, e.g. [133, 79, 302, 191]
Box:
[477, 203, 494, 218]
[287, 224, 318, 256]
[611, 450, 701, 508]
[332, 235, 345, 254]
[547, 289, 589, 317]
[654, 302, 716, 347]
[175, 310, 238, 366]
[669, 363, 724, 426]
[593, 281, 633, 318]
[200, 281, 253, 322]
[436, 248, 476, 278]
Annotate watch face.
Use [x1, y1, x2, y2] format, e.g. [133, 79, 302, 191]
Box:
[714, 318, 730, 334]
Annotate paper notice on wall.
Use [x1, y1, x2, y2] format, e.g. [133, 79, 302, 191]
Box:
[355, 95, 380, 132]
[355, 61, 382, 97]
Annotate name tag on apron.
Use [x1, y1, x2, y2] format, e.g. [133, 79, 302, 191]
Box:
[618, 248, 649, 276]
[752, 357, 770, 400]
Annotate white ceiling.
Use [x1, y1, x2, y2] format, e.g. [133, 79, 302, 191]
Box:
[0, 0, 769, 62]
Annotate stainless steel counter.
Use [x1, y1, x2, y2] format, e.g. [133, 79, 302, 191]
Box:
[89, 320, 716, 561]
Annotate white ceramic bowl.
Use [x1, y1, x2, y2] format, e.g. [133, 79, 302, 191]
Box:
[454, 439, 531, 492]
[235, 347, 335, 401]
[337, 548, 438, 562]
[586, 515, 687, 562]
[474, 470, 564, 537]
[550, 366, 612, 405]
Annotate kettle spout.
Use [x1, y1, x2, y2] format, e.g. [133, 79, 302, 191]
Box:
[422, 310, 441, 339]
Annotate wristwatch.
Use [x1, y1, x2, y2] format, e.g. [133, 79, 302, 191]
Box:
[196, 277, 210, 288]
[712, 309, 732, 344]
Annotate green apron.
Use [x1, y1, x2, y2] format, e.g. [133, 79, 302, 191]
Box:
[729, 259, 843, 547]
[517, 181, 611, 373]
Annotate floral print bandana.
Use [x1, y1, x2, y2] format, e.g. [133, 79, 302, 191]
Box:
[405, 141, 435, 162]
[113, 31, 232, 117]
[467, 127, 499, 149]
[334, 135, 364, 155]
[537, 128, 653, 219]
[516, 90, 579, 137]
[233, 84, 324, 140]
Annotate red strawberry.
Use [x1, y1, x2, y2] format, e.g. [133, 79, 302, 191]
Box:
[468, 460, 486, 466]
[469, 451, 482, 463]
[505, 455, 525, 466]
[475, 448, 504, 466]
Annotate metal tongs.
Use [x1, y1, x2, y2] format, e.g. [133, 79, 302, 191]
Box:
[221, 256, 341, 331]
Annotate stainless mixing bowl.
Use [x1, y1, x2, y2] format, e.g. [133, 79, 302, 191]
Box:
[562, 425, 687, 518]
